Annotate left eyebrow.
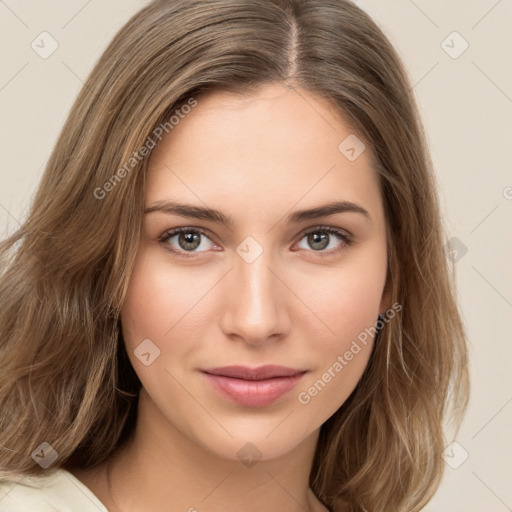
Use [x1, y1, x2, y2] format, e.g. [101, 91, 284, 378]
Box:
[286, 201, 372, 224]
[144, 200, 372, 225]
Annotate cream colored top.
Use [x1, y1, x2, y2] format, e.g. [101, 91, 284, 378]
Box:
[0, 468, 108, 511]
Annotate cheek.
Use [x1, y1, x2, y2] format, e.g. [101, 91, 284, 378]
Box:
[294, 271, 379, 417]
[295, 243, 387, 347]
[119, 250, 204, 403]
[296, 342, 372, 419]
[292, 243, 386, 414]
[120, 249, 204, 343]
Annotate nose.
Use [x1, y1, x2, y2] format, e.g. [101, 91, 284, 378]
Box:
[219, 247, 290, 346]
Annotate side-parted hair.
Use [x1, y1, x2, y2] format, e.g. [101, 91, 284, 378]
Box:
[0, 1, 469, 511]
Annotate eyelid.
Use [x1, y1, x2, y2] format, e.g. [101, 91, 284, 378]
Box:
[298, 224, 353, 240]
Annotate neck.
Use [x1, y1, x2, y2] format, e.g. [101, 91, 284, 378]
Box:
[99, 388, 329, 512]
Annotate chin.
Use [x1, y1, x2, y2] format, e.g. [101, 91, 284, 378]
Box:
[188, 417, 317, 463]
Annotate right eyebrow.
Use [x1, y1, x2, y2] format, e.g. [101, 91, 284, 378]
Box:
[144, 201, 233, 226]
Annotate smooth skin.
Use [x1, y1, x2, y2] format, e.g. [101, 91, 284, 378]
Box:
[71, 83, 391, 512]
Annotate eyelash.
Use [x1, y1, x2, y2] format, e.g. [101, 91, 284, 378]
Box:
[158, 226, 352, 259]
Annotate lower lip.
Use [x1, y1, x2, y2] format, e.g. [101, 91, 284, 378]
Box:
[202, 372, 307, 407]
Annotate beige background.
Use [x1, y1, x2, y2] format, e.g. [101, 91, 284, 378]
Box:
[1, 1, 511, 510]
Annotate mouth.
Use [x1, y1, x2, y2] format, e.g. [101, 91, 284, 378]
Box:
[201, 365, 308, 407]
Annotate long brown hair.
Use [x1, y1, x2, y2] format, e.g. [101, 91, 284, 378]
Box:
[0, 1, 469, 510]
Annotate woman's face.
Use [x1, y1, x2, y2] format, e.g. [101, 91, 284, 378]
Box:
[120, 83, 390, 461]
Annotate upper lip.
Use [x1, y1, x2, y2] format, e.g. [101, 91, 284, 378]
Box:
[201, 365, 306, 381]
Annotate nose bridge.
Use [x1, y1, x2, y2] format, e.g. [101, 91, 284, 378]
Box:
[222, 240, 285, 343]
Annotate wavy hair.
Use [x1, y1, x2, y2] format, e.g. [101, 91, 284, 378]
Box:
[0, 1, 469, 510]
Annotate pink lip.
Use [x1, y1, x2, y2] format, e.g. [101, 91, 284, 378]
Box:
[201, 365, 307, 407]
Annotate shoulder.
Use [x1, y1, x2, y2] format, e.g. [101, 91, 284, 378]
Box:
[0, 468, 108, 512]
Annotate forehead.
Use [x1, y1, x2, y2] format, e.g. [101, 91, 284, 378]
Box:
[145, 84, 383, 225]
[154, 83, 361, 155]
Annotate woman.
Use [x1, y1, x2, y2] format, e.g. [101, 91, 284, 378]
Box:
[0, 0, 469, 511]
